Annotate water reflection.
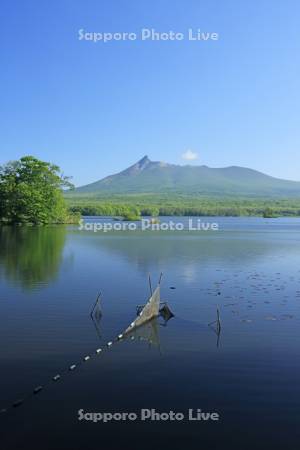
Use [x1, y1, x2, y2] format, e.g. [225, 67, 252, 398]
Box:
[90, 298, 103, 341]
[74, 229, 298, 275]
[0, 226, 67, 290]
[123, 317, 161, 350]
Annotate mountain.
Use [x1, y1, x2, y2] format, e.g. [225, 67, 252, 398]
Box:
[69, 156, 300, 198]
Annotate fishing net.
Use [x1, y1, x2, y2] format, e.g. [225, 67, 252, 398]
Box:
[124, 286, 160, 334]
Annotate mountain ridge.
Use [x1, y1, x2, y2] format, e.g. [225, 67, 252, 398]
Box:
[69, 156, 300, 198]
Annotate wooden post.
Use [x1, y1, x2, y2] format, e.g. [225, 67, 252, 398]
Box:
[158, 272, 163, 285]
[90, 292, 101, 317]
[217, 308, 221, 333]
[149, 274, 153, 296]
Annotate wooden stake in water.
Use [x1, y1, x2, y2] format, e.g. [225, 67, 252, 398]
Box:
[90, 292, 101, 317]
[149, 274, 153, 296]
[158, 272, 163, 285]
[216, 308, 221, 333]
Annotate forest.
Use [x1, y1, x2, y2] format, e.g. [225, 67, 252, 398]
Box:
[66, 194, 300, 218]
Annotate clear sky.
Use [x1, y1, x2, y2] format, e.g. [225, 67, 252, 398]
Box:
[1, 0, 299, 186]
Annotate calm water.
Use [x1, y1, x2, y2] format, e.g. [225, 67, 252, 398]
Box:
[1, 217, 300, 449]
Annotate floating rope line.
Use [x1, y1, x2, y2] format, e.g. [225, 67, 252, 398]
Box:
[1, 275, 167, 416]
[0, 340, 114, 415]
[0, 322, 148, 415]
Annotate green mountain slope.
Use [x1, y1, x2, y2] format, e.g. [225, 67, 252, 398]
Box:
[68, 156, 300, 198]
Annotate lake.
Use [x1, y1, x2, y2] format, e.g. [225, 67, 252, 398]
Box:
[1, 217, 300, 449]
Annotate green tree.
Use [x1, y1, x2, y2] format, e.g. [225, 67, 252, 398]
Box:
[122, 206, 141, 221]
[263, 207, 277, 218]
[0, 156, 74, 224]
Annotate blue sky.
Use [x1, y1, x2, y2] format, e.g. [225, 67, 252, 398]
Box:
[1, 0, 299, 186]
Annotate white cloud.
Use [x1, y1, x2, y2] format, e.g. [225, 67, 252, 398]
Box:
[181, 149, 199, 161]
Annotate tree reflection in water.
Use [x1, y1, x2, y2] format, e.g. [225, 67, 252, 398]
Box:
[0, 226, 67, 290]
